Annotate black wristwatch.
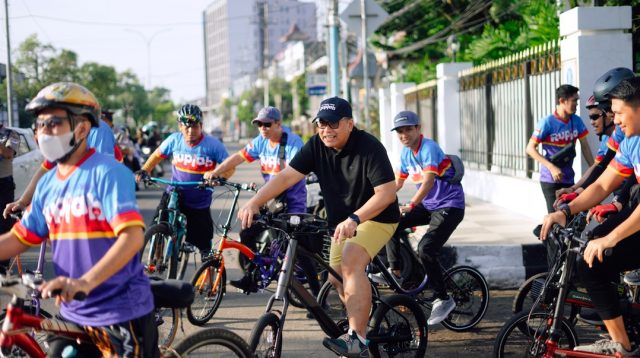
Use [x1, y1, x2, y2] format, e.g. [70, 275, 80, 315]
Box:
[558, 203, 572, 221]
[348, 213, 361, 225]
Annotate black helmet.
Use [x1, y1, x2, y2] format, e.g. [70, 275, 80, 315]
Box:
[593, 67, 635, 104]
[177, 104, 202, 125]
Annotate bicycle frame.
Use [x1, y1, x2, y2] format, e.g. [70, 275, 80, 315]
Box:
[0, 289, 87, 358]
[193, 178, 258, 294]
[532, 225, 640, 358]
[145, 177, 206, 270]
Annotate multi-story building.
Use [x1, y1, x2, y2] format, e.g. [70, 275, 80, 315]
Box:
[203, 0, 317, 108]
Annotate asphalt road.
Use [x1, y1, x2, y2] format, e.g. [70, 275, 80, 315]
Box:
[0, 142, 602, 357]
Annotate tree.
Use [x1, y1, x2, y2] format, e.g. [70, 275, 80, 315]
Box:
[78, 62, 119, 109]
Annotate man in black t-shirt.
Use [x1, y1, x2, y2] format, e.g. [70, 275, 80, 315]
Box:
[238, 97, 399, 357]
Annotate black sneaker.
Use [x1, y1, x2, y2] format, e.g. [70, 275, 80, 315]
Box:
[230, 275, 258, 294]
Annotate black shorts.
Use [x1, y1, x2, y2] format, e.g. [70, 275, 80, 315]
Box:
[47, 310, 159, 358]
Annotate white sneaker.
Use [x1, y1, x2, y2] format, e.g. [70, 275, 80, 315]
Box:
[428, 297, 456, 325]
[369, 268, 403, 286]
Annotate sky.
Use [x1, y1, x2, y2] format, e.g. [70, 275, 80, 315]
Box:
[0, 0, 328, 103]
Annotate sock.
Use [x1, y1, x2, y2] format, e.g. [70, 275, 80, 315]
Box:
[348, 328, 369, 346]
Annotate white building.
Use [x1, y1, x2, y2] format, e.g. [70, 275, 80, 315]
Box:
[203, 0, 317, 108]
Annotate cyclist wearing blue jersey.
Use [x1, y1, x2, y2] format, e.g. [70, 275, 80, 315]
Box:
[3, 110, 122, 219]
[205, 106, 315, 294]
[136, 104, 231, 257]
[526, 84, 594, 213]
[383, 110, 465, 325]
[0, 82, 158, 357]
[541, 77, 640, 356]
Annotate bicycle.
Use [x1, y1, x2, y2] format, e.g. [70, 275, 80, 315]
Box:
[247, 213, 428, 358]
[141, 176, 213, 280]
[493, 213, 640, 357]
[0, 272, 194, 357]
[318, 228, 490, 332]
[0, 212, 53, 356]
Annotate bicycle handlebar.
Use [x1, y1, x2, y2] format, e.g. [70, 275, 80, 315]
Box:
[0, 273, 86, 301]
[208, 177, 258, 192]
[538, 214, 612, 257]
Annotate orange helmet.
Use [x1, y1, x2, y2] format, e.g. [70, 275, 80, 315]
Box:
[26, 82, 101, 127]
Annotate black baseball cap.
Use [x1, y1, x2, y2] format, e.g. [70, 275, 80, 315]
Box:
[391, 111, 420, 131]
[313, 97, 352, 123]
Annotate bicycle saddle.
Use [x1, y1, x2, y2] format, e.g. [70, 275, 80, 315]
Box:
[150, 279, 195, 309]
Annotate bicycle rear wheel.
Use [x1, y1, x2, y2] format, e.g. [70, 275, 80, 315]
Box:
[441, 265, 490, 332]
[248, 312, 282, 358]
[368, 294, 428, 357]
[493, 311, 578, 358]
[169, 327, 253, 358]
[143, 223, 178, 280]
[187, 259, 226, 326]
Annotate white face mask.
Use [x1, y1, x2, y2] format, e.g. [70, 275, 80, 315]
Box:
[38, 132, 75, 162]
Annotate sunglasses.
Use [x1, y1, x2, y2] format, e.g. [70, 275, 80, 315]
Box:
[35, 116, 67, 130]
[254, 122, 272, 128]
[589, 113, 604, 121]
[315, 119, 341, 130]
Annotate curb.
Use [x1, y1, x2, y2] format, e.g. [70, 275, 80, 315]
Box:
[440, 244, 547, 289]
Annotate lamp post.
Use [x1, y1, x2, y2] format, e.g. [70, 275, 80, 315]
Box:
[125, 28, 172, 88]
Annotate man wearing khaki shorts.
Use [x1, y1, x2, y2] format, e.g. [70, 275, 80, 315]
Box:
[239, 97, 399, 357]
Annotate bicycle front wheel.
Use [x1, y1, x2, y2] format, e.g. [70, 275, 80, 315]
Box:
[248, 312, 282, 358]
[169, 327, 253, 358]
[493, 311, 578, 358]
[317, 280, 380, 322]
[155, 307, 179, 348]
[368, 294, 428, 357]
[441, 265, 490, 332]
[187, 259, 226, 326]
[143, 223, 178, 280]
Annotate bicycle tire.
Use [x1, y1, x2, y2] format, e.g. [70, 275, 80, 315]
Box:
[143, 223, 178, 280]
[169, 327, 253, 358]
[512, 272, 549, 314]
[177, 247, 190, 282]
[493, 310, 578, 358]
[441, 265, 490, 332]
[187, 259, 226, 326]
[0, 307, 52, 356]
[512, 272, 580, 326]
[368, 294, 428, 358]
[317, 280, 380, 322]
[155, 306, 179, 348]
[248, 312, 282, 358]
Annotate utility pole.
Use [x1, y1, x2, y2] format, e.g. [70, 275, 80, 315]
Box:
[4, 0, 14, 127]
[260, 1, 270, 107]
[328, 0, 340, 97]
[360, 0, 370, 131]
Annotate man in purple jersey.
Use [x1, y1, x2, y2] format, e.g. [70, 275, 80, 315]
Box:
[381, 110, 465, 326]
[526, 84, 593, 214]
[136, 104, 230, 257]
[0, 82, 158, 357]
[205, 106, 317, 295]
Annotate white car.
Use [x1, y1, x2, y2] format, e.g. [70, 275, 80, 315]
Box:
[9, 127, 43, 197]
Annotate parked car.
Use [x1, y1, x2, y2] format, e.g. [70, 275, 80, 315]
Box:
[10, 127, 43, 197]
